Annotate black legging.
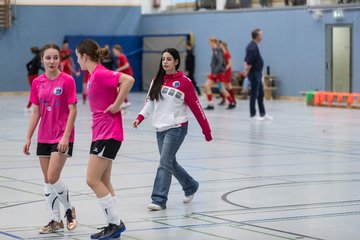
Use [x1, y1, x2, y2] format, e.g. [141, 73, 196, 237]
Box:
[188, 72, 201, 96]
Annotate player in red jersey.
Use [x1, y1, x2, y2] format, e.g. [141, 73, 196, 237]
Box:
[60, 41, 78, 76]
[204, 37, 235, 110]
[219, 41, 236, 106]
[112, 44, 133, 109]
[82, 70, 90, 104]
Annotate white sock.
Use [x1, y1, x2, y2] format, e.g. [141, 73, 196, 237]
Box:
[51, 179, 72, 211]
[44, 183, 61, 222]
[98, 194, 120, 225]
[112, 196, 117, 206]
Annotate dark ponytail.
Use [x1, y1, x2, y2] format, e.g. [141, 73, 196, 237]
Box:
[149, 48, 181, 101]
[76, 39, 108, 62]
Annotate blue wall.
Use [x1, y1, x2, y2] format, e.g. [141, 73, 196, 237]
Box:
[142, 8, 360, 96]
[1, 6, 359, 96]
[0, 5, 141, 92]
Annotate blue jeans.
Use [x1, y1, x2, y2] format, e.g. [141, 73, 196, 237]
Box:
[249, 72, 266, 117]
[151, 125, 199, 208]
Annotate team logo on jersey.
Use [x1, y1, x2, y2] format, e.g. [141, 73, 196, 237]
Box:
[53, 87, 63, 95]
[173, 81, 181, 88]
[87, 82, 91, 89]
[47, 106, 52, 111]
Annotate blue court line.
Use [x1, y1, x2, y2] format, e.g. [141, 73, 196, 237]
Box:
[0, 231, 23, 239]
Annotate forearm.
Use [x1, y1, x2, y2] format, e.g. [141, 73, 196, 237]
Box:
[116, 63, 130, 72]
[244, 63, 252, 74]
[63, 105, 77, 139]
[113, 74, 135, 107]
[138, 100, 154, 120]
[26, 109, 40, 140]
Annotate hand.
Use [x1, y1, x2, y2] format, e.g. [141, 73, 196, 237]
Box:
[104, 103, 121, 114]
[23, 139, 31, 155]
[133, 119, 140, 128]
[57, 136, 69, 153]
[240, 71, 248, 78]
[205, 133, 212, 142]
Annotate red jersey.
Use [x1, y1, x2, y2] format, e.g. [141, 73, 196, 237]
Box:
[60, 49, 72, 75]
[116, 53, 133, 76]
[83, 71, 90, 84]
[224, 51, 231, 68]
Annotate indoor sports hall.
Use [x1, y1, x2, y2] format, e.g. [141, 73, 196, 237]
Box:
[0, 1, 360, 239]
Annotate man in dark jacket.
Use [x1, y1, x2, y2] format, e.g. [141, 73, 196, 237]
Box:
[243, 29, 273, 120]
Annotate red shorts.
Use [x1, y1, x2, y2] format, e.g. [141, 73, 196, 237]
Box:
[27, 74, 38, 86]
[224, 69, 232, 83]
[207, 73, 225, 83]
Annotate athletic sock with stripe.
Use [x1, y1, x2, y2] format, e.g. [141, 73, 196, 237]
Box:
[44, 183, 61, 222]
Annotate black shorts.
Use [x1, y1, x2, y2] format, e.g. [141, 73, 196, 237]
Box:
[37, 142, 74, 157]
[90, 139, 122, 160]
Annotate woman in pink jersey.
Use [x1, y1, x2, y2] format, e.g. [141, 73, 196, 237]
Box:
[76, 39, 134, 240]
[133, 48, 212, 211]
[23, 43, 78, 234]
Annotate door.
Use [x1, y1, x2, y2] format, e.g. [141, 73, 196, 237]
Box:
[325, 25, 352, 92]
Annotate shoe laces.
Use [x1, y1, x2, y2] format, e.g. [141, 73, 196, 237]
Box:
[65, 209, 73, 223]
[46, 220, 55, 227]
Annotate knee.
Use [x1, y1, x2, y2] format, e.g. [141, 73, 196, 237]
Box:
[86, 176, 99, 189]
[158, 162, 173, 174]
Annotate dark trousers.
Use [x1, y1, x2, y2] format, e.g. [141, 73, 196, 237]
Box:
[248, 72, 265, 117]
[188, 72, 201, 96]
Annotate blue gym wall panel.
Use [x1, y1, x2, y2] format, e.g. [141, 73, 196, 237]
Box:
[66, 35, 143, 92]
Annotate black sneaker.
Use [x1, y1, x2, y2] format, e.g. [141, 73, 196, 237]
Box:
[98, 221, 126, 240]
[91, 226, 107, 239]
[226, 103, 236, 110]
[218, 100, 226, 106]
[204, 105, 214, 110]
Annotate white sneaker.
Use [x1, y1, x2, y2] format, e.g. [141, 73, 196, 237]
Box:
[147, 203, 163, 211]
[262, 115, 274, 120]
[183, 195, 194, 204]
[120, 102, 131, 110]
[251, 116, 264, 121]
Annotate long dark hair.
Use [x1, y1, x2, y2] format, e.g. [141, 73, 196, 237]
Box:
[149, 48, 181, 101]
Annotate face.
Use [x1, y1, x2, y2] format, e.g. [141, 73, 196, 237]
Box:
[75, 49, 87, 70]
[257, 31, 263, 42]
[42, 48, 60, 72]
[208, 40, 216, 48]
[112, 48, 120, 56]
[162, 52, 178, 72]
[63, 43, 69, 50]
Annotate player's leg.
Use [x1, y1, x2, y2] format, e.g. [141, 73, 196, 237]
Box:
[38, 148, 63, 234]
[48, 149, 77, 231]
[204, 75, 215, 110]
